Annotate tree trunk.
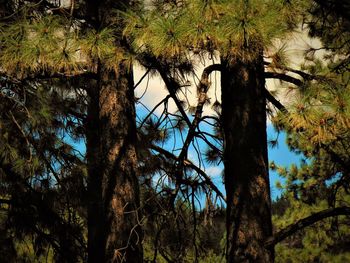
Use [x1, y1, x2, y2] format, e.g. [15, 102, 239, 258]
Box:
[84, 1, 143, 262]
[221, 55, 274, 262]
[86, 64, 143, 263]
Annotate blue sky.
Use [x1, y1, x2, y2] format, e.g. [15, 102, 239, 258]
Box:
[67, 90, 302, 206]
[70, 56, 308, 204]
[135, 99, 301, 202]
[267, 125, 301, 199]
[65, 81, 305, 210]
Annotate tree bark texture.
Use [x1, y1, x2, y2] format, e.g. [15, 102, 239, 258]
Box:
[85, 1, 143, 262]
[221, 55, 274, 262]
[86, 64, 142, 263]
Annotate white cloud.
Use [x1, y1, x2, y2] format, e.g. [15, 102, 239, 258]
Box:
[205, 166, 223, 178]
[134, 29, 324, 126]
[133, 58, 222, 118]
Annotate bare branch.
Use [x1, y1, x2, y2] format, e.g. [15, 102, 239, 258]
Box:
[139, 95, 171, 128]
[264, 61, 332, 83]
[141, 56, 192, 127]
[177, 64, 222, 163]
[150, 144, 226, 202]
[156, 68, 192, 127]
[134, 68, 151, 90]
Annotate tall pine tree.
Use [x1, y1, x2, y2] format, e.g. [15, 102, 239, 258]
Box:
[0, 1, 143, 262]
[124, 0, 307, 261]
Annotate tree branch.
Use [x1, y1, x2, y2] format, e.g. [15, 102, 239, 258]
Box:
[264, 61, 332, 83]
[263, 89, 287, 113]
[156, 68, 192, 127]
[264, 72, 303, 86]
[265, 206, 350, 248]
[1, 71, 98, 85]
[141, 55, 192, 127]
[139, 95, 171, 128]
[134, 68, 151, 90]
[177, 64, 222, 163]
[150, 144, 226, 202]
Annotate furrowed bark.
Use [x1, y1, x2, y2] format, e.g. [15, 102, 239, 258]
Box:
[85, 1, 143, 262]
[86, 63, 142, 263]
[222, 55, 274, 262]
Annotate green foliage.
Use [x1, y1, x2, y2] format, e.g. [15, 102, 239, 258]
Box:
[13, 236, 55, 263]
[141, 185, 226, 262]
[1, 0, 349, 262]
[0, 15, 80, 75]
[124, 0, 308, 60]
[271, 69, 350, 263]
[0, 15, 130, 77]
[0, 72, 87, 261]
[273, 190, 350, 263]
[270, 3, 350, 260]
[306, 0, 350, 73]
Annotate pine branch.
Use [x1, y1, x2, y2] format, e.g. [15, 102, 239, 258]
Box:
[0, 72, 98, 86]
[264, 61, 332, 83]
[264, 61, 312, 80]
[313, 0, 350, 22]
[139, 95, 171, 128]
[265, 206, 350, 247]
[320, 142, 350, 174]
[157, 68, 192, 127]
[150, 144, 226, 202]
[134, 68, 151, 90]
[177, 64, 222, 165]
[0, 161, 86, 250]
[195, 133, 223, 156]
[263, 88, 287, 113]
[22, 72, 98, 82]
[264, 72, 303, 86]
[142, 55, 192, 127]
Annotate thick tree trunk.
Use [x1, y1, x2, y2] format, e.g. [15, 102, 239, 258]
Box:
[221, 55, 274, 262]
[85, 1, 143, 262]
[86, 64, 143, 263]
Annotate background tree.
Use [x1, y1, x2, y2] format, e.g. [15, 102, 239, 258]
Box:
[0, 71, 87, 261]
[269, 0, 350, 261]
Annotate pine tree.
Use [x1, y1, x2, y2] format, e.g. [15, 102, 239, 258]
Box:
[2, 0, 349, 262]
[123, 0, 308, 261]
[269, 1, 350, 261]
[0, 66, 87, 261]
[0, 1, 143, 262]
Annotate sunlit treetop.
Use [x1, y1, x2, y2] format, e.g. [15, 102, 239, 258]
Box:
[123, 0, 309, 61]
[0, 13, 128, 77]
[0, 0, 310, 77]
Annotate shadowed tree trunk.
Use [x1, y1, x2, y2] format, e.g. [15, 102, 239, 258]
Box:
[221, 54, 274, 262]
[85, 1, 143, 262]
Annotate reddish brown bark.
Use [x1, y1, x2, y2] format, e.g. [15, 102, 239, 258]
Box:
[221, 55, 274, 262]
[85, 1, 143, 262]
[86, 64, 142, 263]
